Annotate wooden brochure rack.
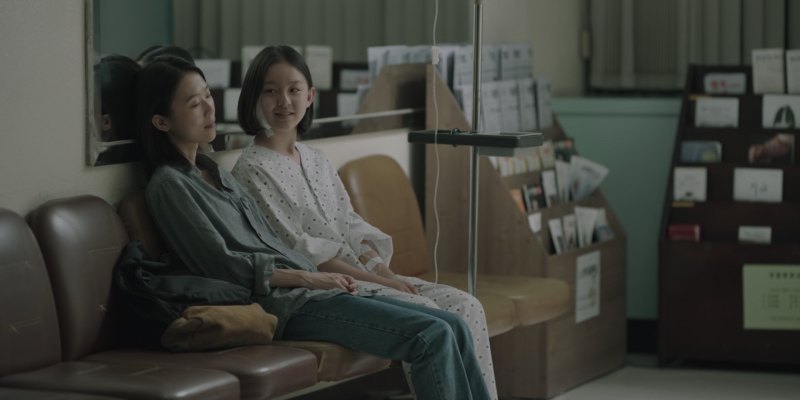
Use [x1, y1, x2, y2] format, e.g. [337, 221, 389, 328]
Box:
[358, 64, 627, 398]
[658, 65, 800, 365]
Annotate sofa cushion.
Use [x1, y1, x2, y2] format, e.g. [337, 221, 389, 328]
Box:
[272, 341, 391, 382]
[0, 362, 239, 400]
[418, 272, 570, 326]
[0, 387, 124, 399]
[0, 209, 62, 375]
[83, 346, 318, 400]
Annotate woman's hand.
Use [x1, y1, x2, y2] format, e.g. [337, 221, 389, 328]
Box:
[303, 272, 359, 295]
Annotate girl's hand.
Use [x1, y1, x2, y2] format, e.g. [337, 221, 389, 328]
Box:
[304, 272, 359, 295]
[381, 277, 419, 295]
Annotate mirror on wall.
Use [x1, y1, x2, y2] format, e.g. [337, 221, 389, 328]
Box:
[87, 0, 470, 166]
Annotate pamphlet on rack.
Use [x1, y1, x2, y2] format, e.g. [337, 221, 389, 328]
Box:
[743, 264, 800, 330]
[436, 45, 459, 89]
[554, 160, 571, 203]
[454, 84, 473, 129]
[500, 42, 533, 80]
[787, 50, 800, 94]
[386, 45, 409, 66]
[534, 78, 553, 129]
[680, 140, 722, 163]
[528, 212, 542, 241]
[703, 72, 747, 94]
[738, 226, 772, 244]
[748, 133, 794, 163]
[524, 184, 545, 211]
[195, 59, 231, 89]
[733, 168, 783, 203]
[574, 206, 599, 248]
[569, 156, 609, 201]
[548, 218, 565, 255]
[554, 139, 575, 162]
[517, 78, 538, 131]
[594, 209, 615, 241]
[752, 48, 785, 94]
[673, 167, 707, 202]
[541, 170, 559, 207]
[481, 81, 504, 133]
[562, 214, 578, 251]
[453, 45, 474, 88]
[305, 45, 333, 90]
[497, 80, 521, 132]
[242, 45, 268, 84]
[539, 140, 555, 168]
[694, 97, 739, 128]
[575, 250, 601, 323]
[762, 95, 800, 129]
[407, 45, 432, 64]
[481, 44, 501, 82]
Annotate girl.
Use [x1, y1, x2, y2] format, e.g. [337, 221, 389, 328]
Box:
[231, 46, 498, 400]
[134, 55, 490, 400]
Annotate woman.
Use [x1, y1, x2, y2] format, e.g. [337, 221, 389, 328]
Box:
[231, 45, 498, 400]
[134, 55, 490, 400]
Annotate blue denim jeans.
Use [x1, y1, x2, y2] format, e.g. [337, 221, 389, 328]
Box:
[283, 294, 491, 400]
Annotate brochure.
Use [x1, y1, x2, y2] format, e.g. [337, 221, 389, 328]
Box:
[680, 140, 722, 163]
[752, 48, 785, 94]
[562, 214, 578, 251]
[555, 160, 571, 203]
[574, 206, 599, 248]
[748, 133, 794, 164]
[786, 49, 800, 94]
[594, 209, 615, 241]
[694, 97, 739, 128]
[575, 251, 601, 323]
[517, 78, 538, 131]
[497, 80, 522, 132]
[569, 156, 609, 201]
[703, 72, 747, 94]
[733, 168, 783, 203]
[541, 170, 558, 207]
[762, 95, 800, 129]
[673, 167, 707, 202]
[548, 218, 565, 255]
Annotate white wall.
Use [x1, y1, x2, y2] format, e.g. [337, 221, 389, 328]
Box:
[483, 0, 585, 96]
[0, 0, 418, 217]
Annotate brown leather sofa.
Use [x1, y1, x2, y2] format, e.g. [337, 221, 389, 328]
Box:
[0, 207, 239, 400]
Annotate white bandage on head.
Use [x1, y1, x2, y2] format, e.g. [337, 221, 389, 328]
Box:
[256, 96, 274, 138]
[365, 256, 384, 270]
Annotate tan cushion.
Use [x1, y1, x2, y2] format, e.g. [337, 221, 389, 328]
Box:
[419, 272, 570, 327]
[271, 341, 391, 382]
[118, 189, 165, 261]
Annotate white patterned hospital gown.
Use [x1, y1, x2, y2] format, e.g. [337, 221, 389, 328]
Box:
[231, 142, 497, 400]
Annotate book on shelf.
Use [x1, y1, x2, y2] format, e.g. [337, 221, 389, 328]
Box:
[738, 226, 772, 244]
[548, 218, 565, 255]
[748, 133, 794, 164]
[762, 95, 800, 129]
[733, 168, 783, 203]
[680, 140, 722, 163]
[562, 214, 578, 251]
[554, 139, 575, 162]
[673, 167, 707, 202]
[787, 49, 800, 94]
[667, 223, 701, 242]
[554, 160, 571, 203]
[541, 170, 559, 207]
[481, 44, 501, 82]
[703, 72, 746, 95]
[594, 209, 615, 242]
[517, 78, 538, 131]
[752, 48, 785, 94]
[574, 206, 600, 248]
[510, 188, 527, 213]
[694, 97, 739, 128]
[527, 212, 542, 241]
[569, 156, 609, 201]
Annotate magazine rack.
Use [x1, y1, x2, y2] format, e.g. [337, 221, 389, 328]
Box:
[415, 64, 627, 398]
[658, 65, 800, 366]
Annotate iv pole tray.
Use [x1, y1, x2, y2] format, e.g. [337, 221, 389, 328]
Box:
[408, 130, 543, 157]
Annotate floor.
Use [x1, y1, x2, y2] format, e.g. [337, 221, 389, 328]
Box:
[548, 354, 800, 400]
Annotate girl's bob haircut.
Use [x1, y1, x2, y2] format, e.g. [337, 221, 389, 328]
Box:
[134, 55, 206, 178]
[238, 45, 315, 137]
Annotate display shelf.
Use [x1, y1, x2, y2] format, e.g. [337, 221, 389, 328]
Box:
[659, 64, 800, 366]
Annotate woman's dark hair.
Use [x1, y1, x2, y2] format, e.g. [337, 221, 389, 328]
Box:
[136, 44, 195, 66]
[99, 55, 140, 141]
[134, 55, 206, 178]
[238, 45, 314, 136]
